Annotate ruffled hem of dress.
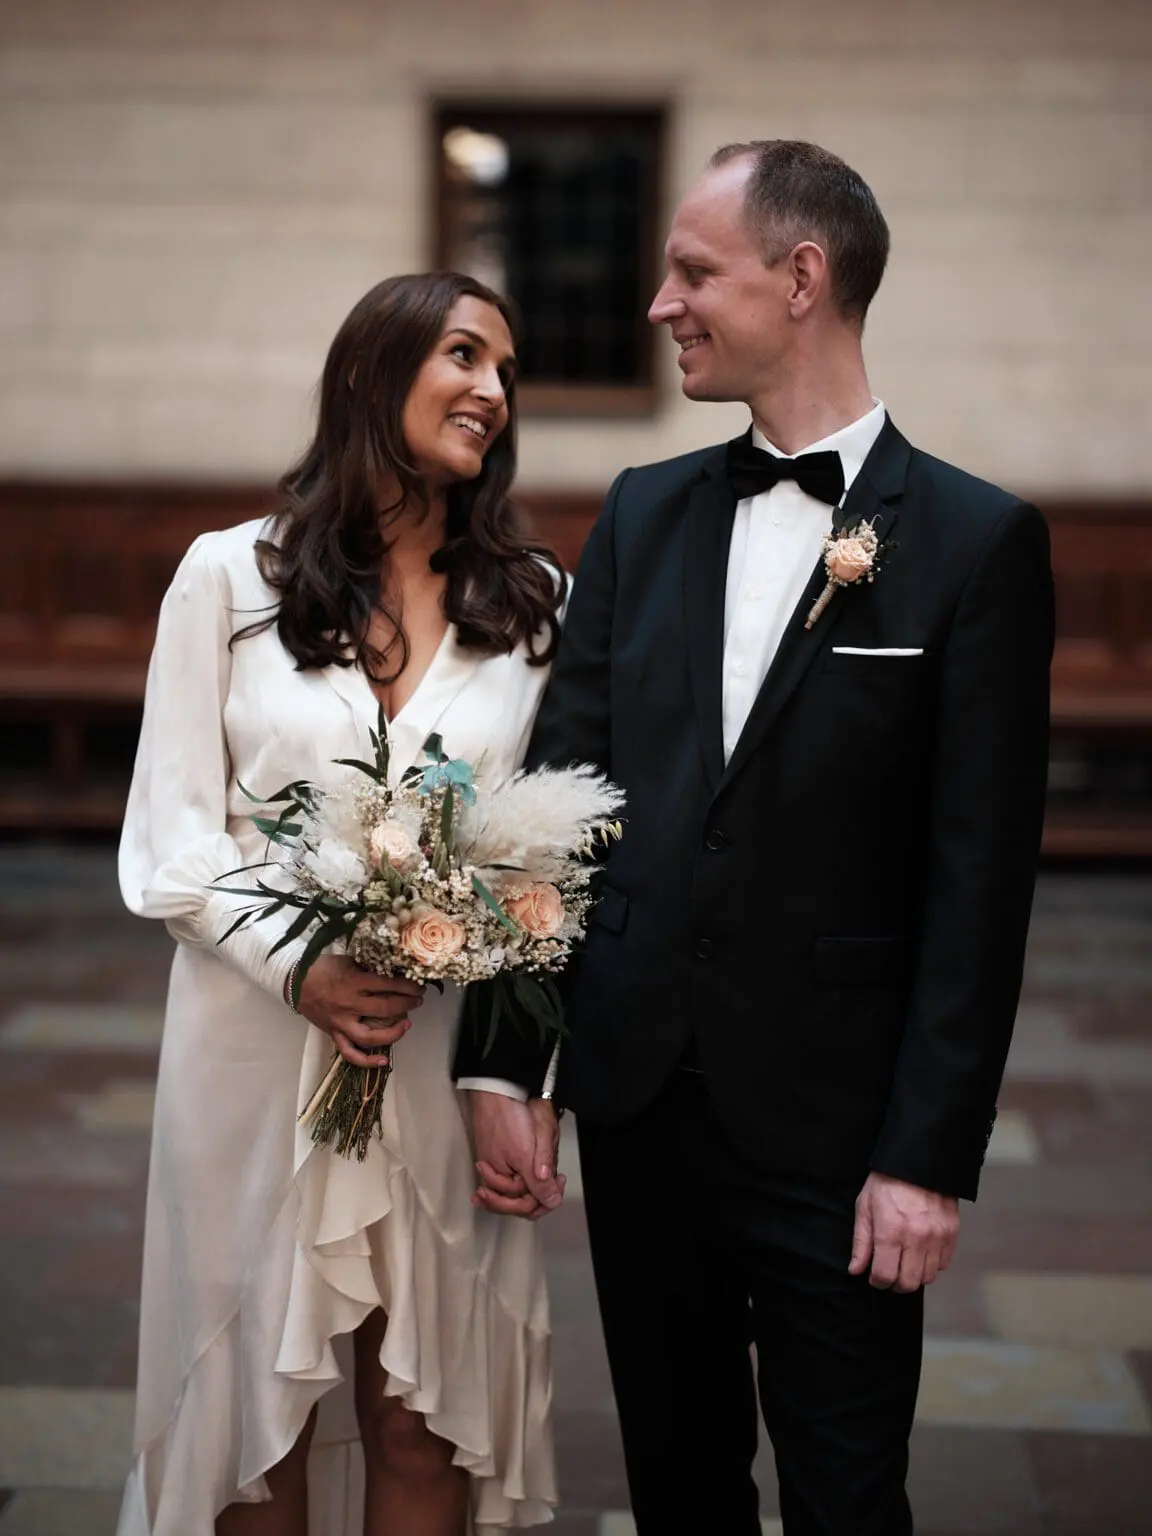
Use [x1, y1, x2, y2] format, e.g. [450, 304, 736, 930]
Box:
[279, 1121, 557, 1528]
[119, 1123, 556, 1533]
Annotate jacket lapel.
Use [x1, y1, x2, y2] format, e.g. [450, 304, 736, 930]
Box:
[716, 417, 912, 797]
[681, 447, 738, 793]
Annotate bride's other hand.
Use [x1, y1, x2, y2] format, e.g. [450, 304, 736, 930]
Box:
[468, 1092, 565, 1219]
[295, 955, 424, 1067]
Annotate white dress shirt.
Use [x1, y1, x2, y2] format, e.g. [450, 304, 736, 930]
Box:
[722, 399, 886, 760]
[461, 400, 887, 1102]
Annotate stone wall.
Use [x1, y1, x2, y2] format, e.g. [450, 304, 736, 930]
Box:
[1, 0, 1149, 493]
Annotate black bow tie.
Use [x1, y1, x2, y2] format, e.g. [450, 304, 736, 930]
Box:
[726, 437, 845, 508]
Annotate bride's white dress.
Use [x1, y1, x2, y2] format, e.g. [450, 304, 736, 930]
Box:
[117, 520, 557, 1532]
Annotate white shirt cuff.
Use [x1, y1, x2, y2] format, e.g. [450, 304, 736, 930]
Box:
[457, 1077, 529, 1102]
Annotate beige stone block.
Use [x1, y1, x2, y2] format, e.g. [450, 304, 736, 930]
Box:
[872, 357, 1152, 494]
[0, 1388, 133, 1488]
[0, 101, 421, 197]
[0, 381, 135, 473]
[984, 1275, 1152, 1350]
[123, 377, 311, 476]
[917, 1339, 1152, 1433]
[0, 248, 47, 332]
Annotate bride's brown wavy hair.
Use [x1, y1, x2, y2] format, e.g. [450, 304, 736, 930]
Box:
[238, 271, 563, 681]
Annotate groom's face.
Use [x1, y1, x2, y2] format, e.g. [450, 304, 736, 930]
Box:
[649, 158, 791, 404]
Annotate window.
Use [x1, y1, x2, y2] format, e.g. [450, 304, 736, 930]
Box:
[434, 103, 665, 416]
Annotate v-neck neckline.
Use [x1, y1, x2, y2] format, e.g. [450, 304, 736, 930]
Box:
[320, 620, 481, 784]
[364, 622, 454, 729]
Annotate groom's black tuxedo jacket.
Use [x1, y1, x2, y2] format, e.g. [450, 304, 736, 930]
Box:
[457, 419, 1054, 1200]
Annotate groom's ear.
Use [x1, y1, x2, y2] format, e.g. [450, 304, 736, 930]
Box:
[786, 240, 830, 320]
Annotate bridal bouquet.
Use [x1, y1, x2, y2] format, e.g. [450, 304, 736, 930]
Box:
[215, 714, 623, 1160]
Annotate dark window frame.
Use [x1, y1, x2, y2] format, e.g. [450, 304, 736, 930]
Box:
[431, 101, 666, 419]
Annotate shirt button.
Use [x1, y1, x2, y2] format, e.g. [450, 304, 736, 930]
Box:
[696, 938, 715, 960]
[771, 515, 783, 526]
[733, 662, 747, 676]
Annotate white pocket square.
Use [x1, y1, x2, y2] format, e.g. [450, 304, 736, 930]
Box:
[831, 647, 924, 656]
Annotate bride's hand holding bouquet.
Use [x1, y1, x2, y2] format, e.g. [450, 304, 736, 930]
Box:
[292, 954, 424, 1067]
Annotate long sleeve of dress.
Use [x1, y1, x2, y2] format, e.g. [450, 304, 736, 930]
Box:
[118, 534, 307, 1001]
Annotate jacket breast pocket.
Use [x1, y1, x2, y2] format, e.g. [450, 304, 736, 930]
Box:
[822, 651, 934, 678]
[813, 936, 911, 988]
[588, 882, 629, 936]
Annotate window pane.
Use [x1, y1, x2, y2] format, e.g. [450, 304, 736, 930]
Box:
[438, 108, 661, 391]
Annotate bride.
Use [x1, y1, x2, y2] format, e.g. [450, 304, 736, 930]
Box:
[118, 272, 566, 1534]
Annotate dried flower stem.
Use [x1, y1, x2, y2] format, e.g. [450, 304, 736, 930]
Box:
[805, 580, 839, 630]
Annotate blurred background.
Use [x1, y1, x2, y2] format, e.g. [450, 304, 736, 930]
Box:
[0, 0, 1150, 1532]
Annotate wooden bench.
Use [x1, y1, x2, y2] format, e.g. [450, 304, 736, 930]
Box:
[1043, 502, 1152, 855]
[1, 483, 1149, 853]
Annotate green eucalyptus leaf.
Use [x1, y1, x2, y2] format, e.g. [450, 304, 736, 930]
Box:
[333, 757, 383, 783]
[215, 907, 259, 946]
[471, 874, 517, 934]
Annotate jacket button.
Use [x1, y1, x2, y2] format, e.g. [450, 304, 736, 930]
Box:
[696, 938, 715, 960]
[705, 829, 727, 852]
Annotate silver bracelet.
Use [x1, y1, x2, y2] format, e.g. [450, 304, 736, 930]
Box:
[284, 958, 302, 1014]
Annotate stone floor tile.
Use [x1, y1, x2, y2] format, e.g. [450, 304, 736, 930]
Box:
[1042, 1081, 1152, 1166]
[985, 1110, 1041, 1167]
[600, 1518, 782, 1536]
[974, 1161, 1152, 1222]
[541, 1197, 595, 1257]
[554, 1410, 630, 1510]
[916, 1340, 1152, 1433]
[0, 1124, 147, 1189]
[0, 1277, 139, 1391]
[949, 1212, 1152, 1275]
[906, 1426, 1042, 1531]
[547, 1515, 598, 1536]
[40, 1230, 144, 1306]
[984, 1274, 1152, 1350]
[1027, 1429, 1152, 1532]
[1067, 988, 1152, 1045]
[0, 1006, 163, 1054]
[1128, 1349, 1152, 1412]
[68, 1083, 156, 1134]
[0, 1388, 133, 1487]
[1002, 1004, 1152, 1087]
[0, 1186, 142, 1245]
[924, 1268, 993, 1339]
[0, 1488, 123, 1535]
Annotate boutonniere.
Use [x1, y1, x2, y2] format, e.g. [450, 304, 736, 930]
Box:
[805, 518, 889, 630]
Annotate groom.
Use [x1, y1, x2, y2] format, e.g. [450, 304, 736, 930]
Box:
[457, 140, 1054, 1534]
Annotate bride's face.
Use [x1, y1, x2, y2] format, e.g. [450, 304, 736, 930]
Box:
[402, 296, 516, 489]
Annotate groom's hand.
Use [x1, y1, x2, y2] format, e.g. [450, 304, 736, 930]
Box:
[849, 1172, 959, 1292]
[466, 1091, 565, 1220]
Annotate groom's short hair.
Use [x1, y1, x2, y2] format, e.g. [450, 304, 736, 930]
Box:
[710, 140, 890, 327]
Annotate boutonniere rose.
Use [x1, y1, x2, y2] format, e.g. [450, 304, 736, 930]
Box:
[805, 519, 886, 629]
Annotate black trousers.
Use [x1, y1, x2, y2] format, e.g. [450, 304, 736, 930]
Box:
[577, 1067, 923, 1536]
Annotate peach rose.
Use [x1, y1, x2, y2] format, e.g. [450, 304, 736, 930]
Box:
[398, 910, 467, 965]
[504, 883, 565, 939]
[370, 819, 420, 874]
[825, 537, 874, 584]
